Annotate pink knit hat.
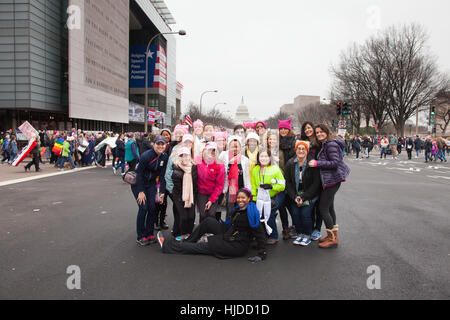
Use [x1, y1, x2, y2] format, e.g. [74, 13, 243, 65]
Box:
[174, 125, 189, 135]
[279, 119, 292, 131]
[193, 119, 204, 128]
[214, 131, 228, 141]
[243, 122, 256, 129]
[255, 121, 267, 129]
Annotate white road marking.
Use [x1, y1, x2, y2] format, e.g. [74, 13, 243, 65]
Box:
[0, 166, 105, 187]
[427, 175, 450, 180]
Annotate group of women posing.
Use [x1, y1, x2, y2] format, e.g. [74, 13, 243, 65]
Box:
[129, 119, 350, 263]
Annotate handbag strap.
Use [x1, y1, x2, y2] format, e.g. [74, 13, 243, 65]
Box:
[149, 154, 161, 166]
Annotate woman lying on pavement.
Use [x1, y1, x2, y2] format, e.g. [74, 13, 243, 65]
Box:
[158, 188, 268, 263]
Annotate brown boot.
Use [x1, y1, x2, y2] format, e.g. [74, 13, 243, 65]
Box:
[282, 228, 289, 241]
[319, 225, 338, 243]
[318, 228, 338, 249]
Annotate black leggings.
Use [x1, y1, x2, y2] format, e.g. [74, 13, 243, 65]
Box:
[172, 198, 196, 235]
[162, 217, 226, 255]
[318, 183, 341, 230]
[311, 201, 323, 231]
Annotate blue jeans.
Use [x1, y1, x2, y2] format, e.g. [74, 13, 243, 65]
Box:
[9, 152, 17, 164]
[59, 155, 76, 169]
[437, 150, 447, 161]
[131, 184, 157, 240]
[276, 191, 293, 229]
[267, 207, 279, 240]
[114, 156, 125, 173]
[291, 199, 317, 237]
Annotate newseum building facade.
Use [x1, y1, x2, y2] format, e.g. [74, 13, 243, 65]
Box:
[0, 0, 180, 133]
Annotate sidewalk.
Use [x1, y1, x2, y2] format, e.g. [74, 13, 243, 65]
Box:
[0, 157, 113, 186]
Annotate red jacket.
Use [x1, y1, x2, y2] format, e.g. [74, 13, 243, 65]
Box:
[196, 160, 225, 203]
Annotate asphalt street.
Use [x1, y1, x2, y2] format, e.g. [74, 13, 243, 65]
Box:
[0, 152, 449, 300]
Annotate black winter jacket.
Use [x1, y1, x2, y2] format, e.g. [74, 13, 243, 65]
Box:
[171, 165, 198, 199]
[284, 157, 322, 202]
[208, 207, 267, 259]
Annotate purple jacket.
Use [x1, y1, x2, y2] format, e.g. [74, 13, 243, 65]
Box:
[316, 138, 350, 189]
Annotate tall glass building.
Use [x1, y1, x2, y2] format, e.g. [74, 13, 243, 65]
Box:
[0, 0, 181, 133]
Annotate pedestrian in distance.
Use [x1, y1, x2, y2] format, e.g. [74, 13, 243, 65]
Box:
[389, 134, 399, 160]
[414, 135, 422, 158]
[406, 137, 414, 160]
[8, 135, 18, 165]
[125, 133, 140, 171]
[352, 135, 361, 159]
[25, 137, 42, 172]
[58, 136, 76, 171]
[424, 136, 433, 163]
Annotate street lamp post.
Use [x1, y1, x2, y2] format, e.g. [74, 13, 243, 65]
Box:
[199, 90, 218, 115]
[144, 30, 186, 134]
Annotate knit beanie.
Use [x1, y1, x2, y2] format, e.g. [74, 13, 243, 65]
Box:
[279, 119, 292, 131]
[295, 140, 310, 153]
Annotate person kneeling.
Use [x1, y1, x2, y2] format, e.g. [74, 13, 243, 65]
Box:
[158, 189, 267, 262]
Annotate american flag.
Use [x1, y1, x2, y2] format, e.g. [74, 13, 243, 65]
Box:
[183, 115, 193, 127]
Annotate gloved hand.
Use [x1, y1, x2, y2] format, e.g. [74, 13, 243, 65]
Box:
[260, 184, 273, 190]
[248, 256, 263, 263]
[248, 251, 267, 263]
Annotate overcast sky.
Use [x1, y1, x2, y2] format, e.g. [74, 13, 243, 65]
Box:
[164, 0, 450, 120]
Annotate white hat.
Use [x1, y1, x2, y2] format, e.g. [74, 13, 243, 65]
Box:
[246, 132, 260, 143]
[205, 142, 218, 150]
[182, 134, 194, 143]
[227, 135, 242, 147]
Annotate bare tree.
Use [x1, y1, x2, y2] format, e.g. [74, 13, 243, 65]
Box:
[331, 23, 448, 136]
[383, 24, 447, 135]
[264, 111, 291, 129]
[435, 89, 450, 134]
[294, 103, 337, 129]
[185, 102, 235, 128]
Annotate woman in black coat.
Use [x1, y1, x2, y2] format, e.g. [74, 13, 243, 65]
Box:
[171, 148, 198, 241]
[159, 188, 268, 262]
[285, 141, 322, 246]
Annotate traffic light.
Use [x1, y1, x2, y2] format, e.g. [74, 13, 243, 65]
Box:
[342, 103, 351, 115]
[337, 103, 342, 116]
[430, 106, 436, 116]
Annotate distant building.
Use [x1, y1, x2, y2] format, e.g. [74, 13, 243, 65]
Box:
[281, 95, 321, 118]
[234, 97, 252, 125]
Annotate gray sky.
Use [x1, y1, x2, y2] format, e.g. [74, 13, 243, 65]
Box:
[164, 0, 450, 120]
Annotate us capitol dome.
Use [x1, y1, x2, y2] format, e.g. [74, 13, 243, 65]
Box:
[234, 97, 253, 125]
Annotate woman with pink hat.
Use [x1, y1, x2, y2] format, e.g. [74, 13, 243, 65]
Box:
[196, 142, 225, 222]
[277, 118, 298, 240]
[219, 136, 251, 216]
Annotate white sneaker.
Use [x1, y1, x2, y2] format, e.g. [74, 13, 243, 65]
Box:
[300, 237, 312, 246]
[293, 234, 304, 246]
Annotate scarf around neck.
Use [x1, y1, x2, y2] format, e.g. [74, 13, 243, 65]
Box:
[177, 161, 194, 208]
[228, 151, 242, 203]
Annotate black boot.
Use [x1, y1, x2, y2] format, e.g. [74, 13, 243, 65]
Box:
[160, 214, 169, 230]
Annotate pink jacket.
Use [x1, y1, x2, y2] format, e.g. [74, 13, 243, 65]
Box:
[196, 160, 225, 203]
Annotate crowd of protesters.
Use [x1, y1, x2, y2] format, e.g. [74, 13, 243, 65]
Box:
[344, 133, 449, 162]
